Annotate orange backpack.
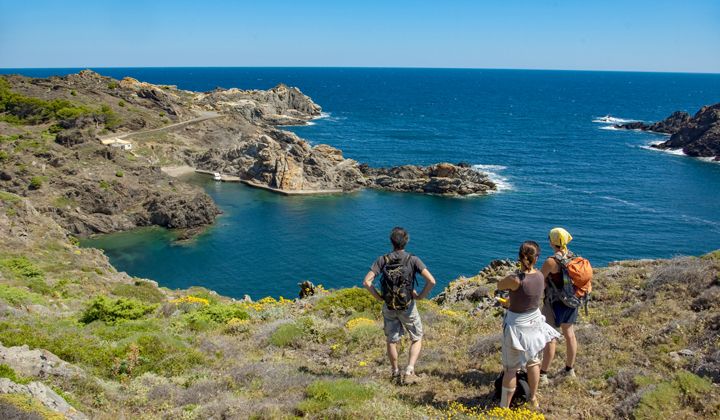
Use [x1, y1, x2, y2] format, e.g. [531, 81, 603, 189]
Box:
[550, 251, 593, 315]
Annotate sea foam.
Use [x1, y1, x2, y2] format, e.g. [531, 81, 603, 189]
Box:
[472, 164, 513, 192]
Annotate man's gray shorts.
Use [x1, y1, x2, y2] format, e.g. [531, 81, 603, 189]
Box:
[382, 301, 423, 343]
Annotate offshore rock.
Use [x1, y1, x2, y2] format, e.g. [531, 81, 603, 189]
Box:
[361, 162, 497, 196]
[617, 104, 720, 160]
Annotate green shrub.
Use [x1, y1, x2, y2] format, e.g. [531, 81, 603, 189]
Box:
[270, 322, 305, 348]
[183, 302, 249, 331]
[70, 90, 77, 96]
[98, 180, 111, 190]
[0, 284, 45, 306]
[115, 170, 124, 177]
[118, 100, 125, 107]
[0, 256, 44, 281]
[297, 379, 375, 415]
[0, 364, 31, 384]
[80, 296, 157, 324]
[0, 191, 20, 203]
[107, 81, 118, 90]
[634, 371, 714, 419]
[314, 287, 381, 316]
[28, 176, 44, 190]
[0, 150, 8, 161]
[130, 333, 204, 377]
[112, 281, 165, 303]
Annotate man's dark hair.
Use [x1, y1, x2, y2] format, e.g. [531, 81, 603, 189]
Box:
[390, 227, 409, 250]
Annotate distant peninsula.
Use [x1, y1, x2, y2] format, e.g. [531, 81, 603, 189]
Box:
[0, 71, 496, 239]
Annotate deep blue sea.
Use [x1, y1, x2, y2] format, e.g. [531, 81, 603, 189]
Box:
[3, 68, 720, 298]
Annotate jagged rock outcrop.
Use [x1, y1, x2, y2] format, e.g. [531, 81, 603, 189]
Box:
[0, 378, 87, 419]
[195, 84, 322, 126]
[0, 343, 84, 380]
[195, 129, 366, 191]
[434, 259, 516, 305]
[617, 104, 720, 160]
[361, 162, 497, 196]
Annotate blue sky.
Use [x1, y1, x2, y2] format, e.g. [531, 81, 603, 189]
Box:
[1, 0, 719, 72]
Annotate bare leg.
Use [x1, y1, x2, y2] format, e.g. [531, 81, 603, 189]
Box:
[527, 363, 540, 405]
[561, 324, 577, 368]
[407, 339, 422, 371]
[541, 339, 556, 372]
[387, 342, 399, 371]
[500, 368, 517, 408]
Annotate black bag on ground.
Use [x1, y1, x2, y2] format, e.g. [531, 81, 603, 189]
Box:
[493, 370, 531, 407]
[379, 253, 416, 310]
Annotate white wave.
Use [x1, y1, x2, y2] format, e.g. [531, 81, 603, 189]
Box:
[471, 164, 513, 192]
[639, 144, 687, 156]
[313, 112, 331, 120]
[592, 116, 639, 124]
[599, 125, 623, 131]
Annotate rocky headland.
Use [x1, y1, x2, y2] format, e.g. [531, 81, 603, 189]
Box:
[0, 71, 497, 238]
[617, 103, 720, 161]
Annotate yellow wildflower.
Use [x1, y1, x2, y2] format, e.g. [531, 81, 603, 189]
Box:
[170, 295, 210, 306]
[345, 317, 376, 331]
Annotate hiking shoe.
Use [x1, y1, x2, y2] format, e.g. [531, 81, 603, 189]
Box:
[560, 368, 576, 379]
[391, 370, 401, 385]
[539, 373, 549, 386]
[402, 371, 421, 385]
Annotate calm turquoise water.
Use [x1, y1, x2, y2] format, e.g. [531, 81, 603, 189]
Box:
[4, 68, 720, 298]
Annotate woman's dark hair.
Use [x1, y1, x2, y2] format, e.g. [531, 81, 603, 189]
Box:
[390, 227, 409, 250]
[518, 241, 540, 271]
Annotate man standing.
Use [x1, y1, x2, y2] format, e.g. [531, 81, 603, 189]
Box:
[362, 227, 436, 384]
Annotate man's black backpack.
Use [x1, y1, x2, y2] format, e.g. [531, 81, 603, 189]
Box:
[493, 370, 531, 407]
[379, 253, 416, 310]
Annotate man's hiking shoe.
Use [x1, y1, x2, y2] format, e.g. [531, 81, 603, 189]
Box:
[560, 368, 576, 379]
[402, 367, 422, 385]
[391, 370, 401, 385]
[539, 373, 549, 386]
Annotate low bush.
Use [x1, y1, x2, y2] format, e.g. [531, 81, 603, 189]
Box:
[112, 281, 165, 303]
[28, 176, 44, 190]
[0, 150, 7, 161]
[634, 371, 715, 418]
[0, 364, 31, 384]
[314, 288, 381, 316]
[0, 284, 45, 306]
[183, 302, 249, 331]
[0, 256, 44, 281]
[269, 322, 305, 348]
[297, 378, 375, 415]
[80, 296, 157, 324]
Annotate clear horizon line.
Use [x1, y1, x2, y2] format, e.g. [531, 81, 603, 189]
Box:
[1, 65, 719, 76]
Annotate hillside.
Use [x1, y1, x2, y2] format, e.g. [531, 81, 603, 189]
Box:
[0, 192, 718, 419]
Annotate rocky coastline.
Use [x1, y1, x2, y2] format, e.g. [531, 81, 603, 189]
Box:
[0, 71, 498, 239]
[616, 103, 720, 161]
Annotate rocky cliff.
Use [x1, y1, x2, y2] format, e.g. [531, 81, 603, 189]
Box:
[617, 104, 720, 160]
[361, 162, 496, 196]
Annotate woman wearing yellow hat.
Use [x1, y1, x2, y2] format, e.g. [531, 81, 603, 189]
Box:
[539, 227, 578, 384]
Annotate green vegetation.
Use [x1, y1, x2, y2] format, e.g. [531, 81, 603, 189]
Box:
[0, 284, 45, 306]
[0, 256, 45, 282]
[0, 191, 21, 203]
[107, 81, 118, 90]
[112, 281, 165, 303]
[183, 302, 250, 331]
[28, 175, 44, 190]
[80, 296, 158, 324]
[270, 322, 305, 347]
[297, 379, 375, 415]
[98, 180, 111, 190]
[118, 100, 125, 107]
[0, 150, 8, 161]
[0, 364, 31, 384]
[634, 371, 715, 419]
[0, 394, 65, 420]
[314, 287, 382, 317]
[115, 170, 124, 177]
[0, 77, 121, 129]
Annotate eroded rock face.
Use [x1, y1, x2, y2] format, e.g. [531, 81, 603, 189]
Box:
[0, 343, 83, 380]
[195, 84, 322, 126]
[361, 162, 497, 196]
[195, 129, 366, 192]
[0, 378, 87, 420]
[617, 104, 720, 160]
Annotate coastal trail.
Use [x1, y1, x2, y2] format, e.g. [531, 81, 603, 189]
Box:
[100, 110, 223, 141]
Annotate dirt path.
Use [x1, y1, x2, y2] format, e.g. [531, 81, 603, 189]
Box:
[100, 110, 222, 141]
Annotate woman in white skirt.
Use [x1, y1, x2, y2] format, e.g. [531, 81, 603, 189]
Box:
[497, 241, 562, 408]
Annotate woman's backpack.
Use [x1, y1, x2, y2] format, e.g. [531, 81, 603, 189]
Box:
[379, 253, 416, 310]
[493, 370, 531, 406]
[548, 251, 593, 315]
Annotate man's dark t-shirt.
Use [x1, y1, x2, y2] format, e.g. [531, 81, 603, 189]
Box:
[370, 250, 427, 277]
